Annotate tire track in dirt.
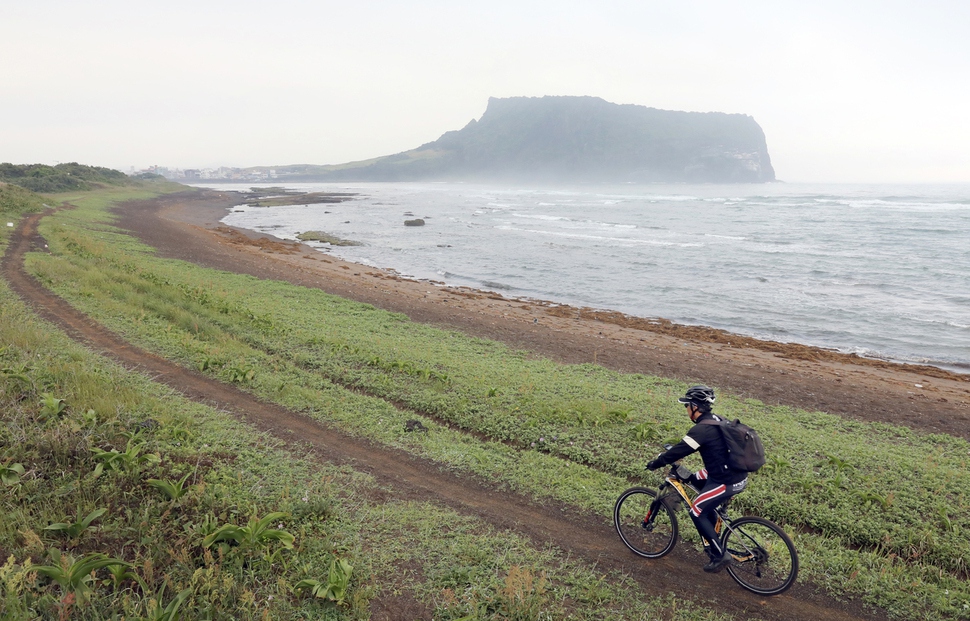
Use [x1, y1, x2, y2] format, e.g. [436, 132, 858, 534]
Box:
[3, 208, 886, 621]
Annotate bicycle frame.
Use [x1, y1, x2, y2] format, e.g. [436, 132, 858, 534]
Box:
[650, 465, 726, 536]
[651, 467, 761, 565]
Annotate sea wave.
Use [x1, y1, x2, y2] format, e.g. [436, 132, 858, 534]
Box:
[494, 225, 703, 247]
[510, 213, 638, 229]
[704, 233, 747, 240]
[644, 195, 700, 201]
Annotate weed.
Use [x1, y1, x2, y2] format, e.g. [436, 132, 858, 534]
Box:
[225, 361, 256, 384]
[938, 506, 955, 533]
[1, 363, 34, 393]
[631, 421, 656, 442]
[825, 453, 853, 473]
[489, 565, 549, 620]
[146, 472, 193, 503]
[607, 407, 632, 422]
[201, 511, 295, 552]
[39, 393, 68, 421]
[854, 490, 893, 511]
[91, 440, 160, 474]
[44, 508, 107, 540]
[294, 558, 354, 605]
[761, 455, 790, 474]
[104, 562, 148, 592]
[140, 584, 193, 621]
[0, 462, 25, 486]
[33, 549, 130, 602]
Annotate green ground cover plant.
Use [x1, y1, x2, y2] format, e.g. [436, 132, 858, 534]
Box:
[0, 182, 48, 215]
[1, 185, 743, 620]
[12, 184, 970, 619]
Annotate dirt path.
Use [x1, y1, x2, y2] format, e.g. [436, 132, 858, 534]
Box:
[2, 202, 900, 621]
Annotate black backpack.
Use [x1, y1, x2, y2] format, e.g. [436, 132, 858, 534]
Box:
[701, 418, 766, 472]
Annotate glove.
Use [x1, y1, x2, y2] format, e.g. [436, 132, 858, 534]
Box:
[646, 458, 664, 471]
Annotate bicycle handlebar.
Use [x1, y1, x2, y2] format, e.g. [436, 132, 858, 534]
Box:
[668, 464, 694, 481]
[646, 444, 692, 480]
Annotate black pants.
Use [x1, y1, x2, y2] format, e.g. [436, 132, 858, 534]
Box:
[687, 473, 747, 558]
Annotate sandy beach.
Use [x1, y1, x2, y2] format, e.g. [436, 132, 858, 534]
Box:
[115, 188, 970, 441]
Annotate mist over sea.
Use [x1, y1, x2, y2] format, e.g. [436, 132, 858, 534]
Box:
[198, 182, 970, 374]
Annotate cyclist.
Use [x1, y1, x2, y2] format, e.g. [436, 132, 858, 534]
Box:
[646, 385, 748, 573]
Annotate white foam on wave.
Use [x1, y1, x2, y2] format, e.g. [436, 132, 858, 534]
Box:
[510, 213, 638, 229]
[646, 195, 700, 202]
[494, 225, 703, 247]
[810, 197, 970, 212]
[705, 233, 746, 241]
[875, 201, 969, 212]
[744, 243, 809, 255]
[903, 314, 970, 330]
[701, 197, 746, 204]
[512, 213, 571, 222]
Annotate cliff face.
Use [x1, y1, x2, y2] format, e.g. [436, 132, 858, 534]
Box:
[428, 96, 775, 183]
[286, 96, 775, 183]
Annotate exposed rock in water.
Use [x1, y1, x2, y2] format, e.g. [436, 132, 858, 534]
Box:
[295, 231, 362, 246]
[244, 190, 358, 207]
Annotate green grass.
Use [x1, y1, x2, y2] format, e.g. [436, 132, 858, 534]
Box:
[7, 183, 970, 619]
[1, 183, 748, 620]
[0, 162, 131, 193]
[0, 183, 48, 215]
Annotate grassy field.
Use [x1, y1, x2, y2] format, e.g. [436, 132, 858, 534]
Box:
[3, 182, 970, 619]
[1, 182, 736, 621]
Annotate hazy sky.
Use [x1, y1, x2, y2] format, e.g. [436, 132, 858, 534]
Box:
[3, 1, 968, 183]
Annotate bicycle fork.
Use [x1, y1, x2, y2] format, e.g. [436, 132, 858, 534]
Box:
[641, 499, 662, 530]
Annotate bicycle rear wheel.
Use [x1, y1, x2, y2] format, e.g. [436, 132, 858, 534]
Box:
[613, 487, 678, 558]
[722, 516, 798, 595]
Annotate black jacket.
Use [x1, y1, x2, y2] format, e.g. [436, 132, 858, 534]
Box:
[654, 412, 747, 485]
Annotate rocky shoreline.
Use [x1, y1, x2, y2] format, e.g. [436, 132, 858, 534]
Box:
[113, 188, 970, 441]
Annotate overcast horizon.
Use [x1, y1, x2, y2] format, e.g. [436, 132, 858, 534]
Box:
[3, 1, 968, 184]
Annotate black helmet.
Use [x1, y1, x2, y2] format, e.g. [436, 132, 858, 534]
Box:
[678, 385, 716, 407]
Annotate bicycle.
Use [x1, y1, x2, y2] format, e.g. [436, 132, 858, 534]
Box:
[613, 456, 799, 596]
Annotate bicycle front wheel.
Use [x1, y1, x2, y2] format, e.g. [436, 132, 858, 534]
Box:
[613, 487, 678, 558]
[722, 516, 798, 595]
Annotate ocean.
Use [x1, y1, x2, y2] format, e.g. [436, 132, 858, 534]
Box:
[195, 181, 970, 374]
